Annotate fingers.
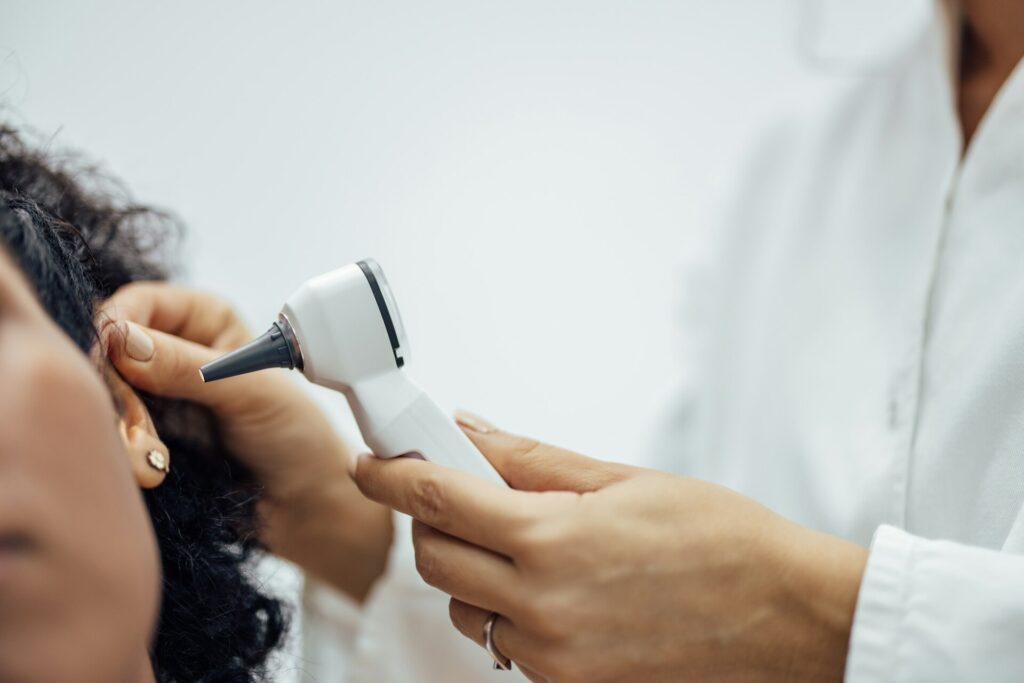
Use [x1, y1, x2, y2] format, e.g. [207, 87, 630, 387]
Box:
[411, 520, 524, 617]
[105, 320, 236, 406]
[101, 282, 252, 351]
[354, 454, 564, 556]
[448, 598, 547, 681]
[454, 411, 635, 493]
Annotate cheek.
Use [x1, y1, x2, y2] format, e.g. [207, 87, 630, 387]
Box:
[0, 335, 161, 682]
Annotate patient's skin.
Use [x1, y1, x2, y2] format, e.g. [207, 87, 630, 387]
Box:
[0, 249, 159, 683]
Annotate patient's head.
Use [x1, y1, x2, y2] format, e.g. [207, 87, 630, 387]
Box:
[0, 126, 286, 682]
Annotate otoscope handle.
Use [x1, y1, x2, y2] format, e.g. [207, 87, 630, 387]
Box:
[363, 393, 506, 486]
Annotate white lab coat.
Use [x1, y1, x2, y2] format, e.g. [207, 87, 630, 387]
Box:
[301, 1, 1024, 680]
[646, 1, 1024, 680]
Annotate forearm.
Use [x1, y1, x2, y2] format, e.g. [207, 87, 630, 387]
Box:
[260, 445, 393, 602]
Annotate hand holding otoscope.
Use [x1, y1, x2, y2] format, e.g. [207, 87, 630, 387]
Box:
[200, 259, 506, 486]
[103, 278, 396, 601]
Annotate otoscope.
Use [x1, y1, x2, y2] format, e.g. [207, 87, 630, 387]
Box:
[199, 260, 504, 485]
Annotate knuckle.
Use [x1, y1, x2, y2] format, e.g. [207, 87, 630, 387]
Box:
[412, 531, 446, 588]
[111, 280, 145, 301]
[214, 301, 241, 332]
[532, 618, 567, 644]
[520, 587, 581, 642]
[148, 352, 184, 394]
[504, 510, 542, 554]
[409, 475, 448, 526]
[516, 592, 553, 634]
[140, 352, 172, 389]
[516, 516, 571, 569]
[510, 437, 547, 463]
[167, 346, 197, 382]
[108, 282, 153, 316]
[199, 293, 250, 345]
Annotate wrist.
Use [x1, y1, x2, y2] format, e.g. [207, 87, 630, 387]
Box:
[770, 521, 868, 681]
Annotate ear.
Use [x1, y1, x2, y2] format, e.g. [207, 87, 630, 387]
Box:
[108, 370, 171, 489]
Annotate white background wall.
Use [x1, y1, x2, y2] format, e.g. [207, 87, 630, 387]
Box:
[2, 0, 810, 458]
[2, 2, 809, 680]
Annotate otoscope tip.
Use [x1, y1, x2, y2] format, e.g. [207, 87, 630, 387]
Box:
[199, 321, 299, 382]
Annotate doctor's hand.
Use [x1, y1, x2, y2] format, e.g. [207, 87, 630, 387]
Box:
[354, 413, 868, 683]
[101, 282, 391, 600]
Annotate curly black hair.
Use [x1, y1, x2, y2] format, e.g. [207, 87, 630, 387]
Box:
[0, 125, 288, 683]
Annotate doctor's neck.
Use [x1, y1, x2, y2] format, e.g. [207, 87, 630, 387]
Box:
[956, 0, 1024, 144]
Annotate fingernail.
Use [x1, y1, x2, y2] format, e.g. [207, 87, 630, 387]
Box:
[454, 410, 496, 434]
[123, 321, 154, 362]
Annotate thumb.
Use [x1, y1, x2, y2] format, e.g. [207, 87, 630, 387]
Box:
[105, 320, 233, 406]
[454, 410, 636, 493]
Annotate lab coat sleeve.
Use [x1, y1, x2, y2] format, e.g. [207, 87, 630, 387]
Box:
[845, 524, 1024, 682]
[301, 575, 365, 680]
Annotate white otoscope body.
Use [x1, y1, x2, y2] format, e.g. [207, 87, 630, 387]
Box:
[199, 260, 504, 485]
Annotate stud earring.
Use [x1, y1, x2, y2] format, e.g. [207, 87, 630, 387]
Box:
[146, 449, 170, 474]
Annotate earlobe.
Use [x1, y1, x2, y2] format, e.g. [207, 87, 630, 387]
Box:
[119, 420, 171, 489]
[109, 373, 171, 489]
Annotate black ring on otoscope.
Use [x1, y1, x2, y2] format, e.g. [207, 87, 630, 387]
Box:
[357, 260, 405, 368]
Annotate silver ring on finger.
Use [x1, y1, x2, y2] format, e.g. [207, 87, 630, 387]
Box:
[484, 612, 513, 671]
